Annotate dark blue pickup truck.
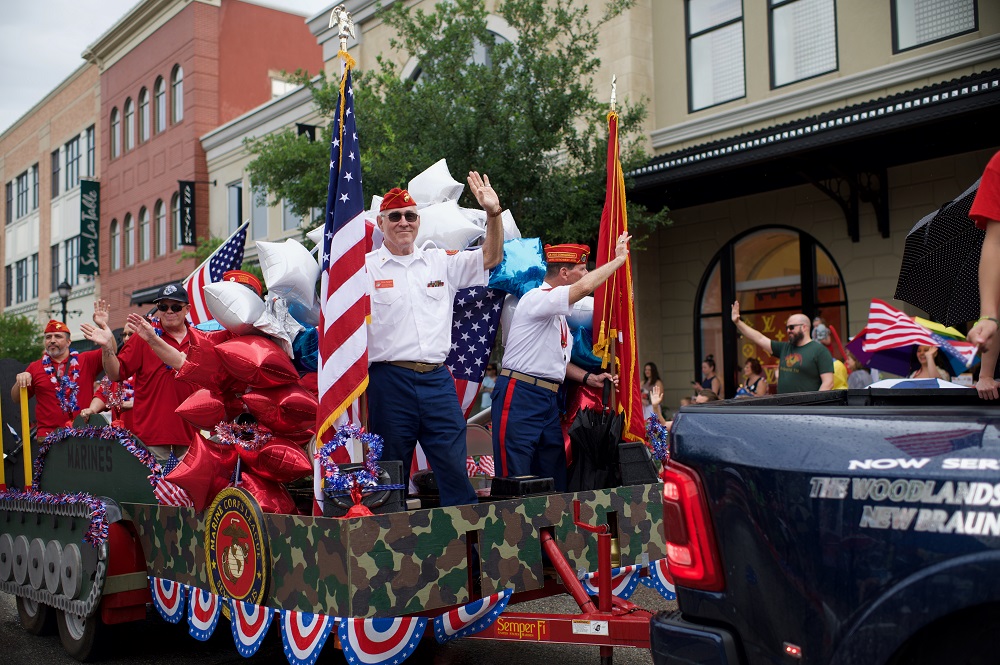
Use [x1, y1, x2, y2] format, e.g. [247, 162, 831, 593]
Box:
[650, 389, 1000, 665]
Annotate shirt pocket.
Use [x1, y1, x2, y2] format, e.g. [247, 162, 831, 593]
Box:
[371, 288, 405, 325]
[425, 279, 446, 301]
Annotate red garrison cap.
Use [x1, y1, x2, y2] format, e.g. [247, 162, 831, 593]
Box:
[544, 243, 590, 264]
[380, 188, 416, 211]
[223, 270, 263, 297]
[45, 320, 70, 334]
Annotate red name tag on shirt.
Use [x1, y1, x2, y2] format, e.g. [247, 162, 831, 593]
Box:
[374, 280, 394, 289]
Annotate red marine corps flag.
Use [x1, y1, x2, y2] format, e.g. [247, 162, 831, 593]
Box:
[592, 109, 644, 443]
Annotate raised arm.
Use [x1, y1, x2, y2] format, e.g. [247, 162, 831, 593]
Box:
[569, 233, 630, 305]
[81, 323, 121, 381]
[731, 301, 774, 357]
[126, 314, 186, 368]
[468, 171, 504, 270]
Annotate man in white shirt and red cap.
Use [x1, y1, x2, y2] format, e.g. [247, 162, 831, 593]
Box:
[492, 234, 630, 491]
[365, 172, 504, 506]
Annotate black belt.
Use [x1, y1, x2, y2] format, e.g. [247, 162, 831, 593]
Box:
[385, 361, 443, 373]
[500, 368, 560, 393]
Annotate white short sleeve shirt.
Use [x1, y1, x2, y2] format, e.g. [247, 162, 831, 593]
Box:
[365, 245, 487, 363]
[501, 283, 573, 382]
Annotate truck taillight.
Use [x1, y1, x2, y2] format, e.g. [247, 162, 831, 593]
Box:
[661, 460, 724, 592]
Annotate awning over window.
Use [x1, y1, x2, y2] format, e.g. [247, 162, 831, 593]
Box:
[129, 282, 173, 306]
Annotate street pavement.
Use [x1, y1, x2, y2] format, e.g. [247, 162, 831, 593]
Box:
[0, 586, 673, 664]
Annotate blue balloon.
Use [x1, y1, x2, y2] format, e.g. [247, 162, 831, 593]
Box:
[292, 326, 319, 373]
[193, 319, 225, 331]
[488, 238, 546, 298]
[571, 326, 603, 372]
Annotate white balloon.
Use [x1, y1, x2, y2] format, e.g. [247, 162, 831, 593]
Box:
[414, 200, 485, 251]
[204, 282, 265, 335]
[256, 239, 320, 313]
[500, 294, 519, 347]
[460, 208, 522, 241]
[567, 296, 594, 329]
[408, 158, 464, 206]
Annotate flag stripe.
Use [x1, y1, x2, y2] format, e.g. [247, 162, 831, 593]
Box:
[182, 222, 249, 325]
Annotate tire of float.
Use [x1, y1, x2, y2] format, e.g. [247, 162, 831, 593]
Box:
[16, 594, 53, 635]
[57, 608, 101, 662]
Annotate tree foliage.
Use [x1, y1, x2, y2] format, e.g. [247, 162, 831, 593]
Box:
[245, 0, 667, 245]
[0, 313, 43, 364]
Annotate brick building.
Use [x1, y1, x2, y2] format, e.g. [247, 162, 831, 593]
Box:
[82, 0, 322, 328]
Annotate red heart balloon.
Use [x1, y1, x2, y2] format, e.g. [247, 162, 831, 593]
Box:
[164, 433, 238, 512]
[239, 471, 298, 515]
[175, 389, 227, 429]
[241, 384, 317, 433]
[216, 336, 299, 388]
[253, 438, 312, 483]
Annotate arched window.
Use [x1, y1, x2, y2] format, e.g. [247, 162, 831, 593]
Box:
[138, 88, 150, 142]
[154, 199, 166, 256]
[154, 77, 166, 133]
[171, 65, 184, 123]
[110, 108, 120, 158]
[171, 193, 181, 250]
[123, 98, 134, 151]
[695, 226, 848, 397]
[138, 207, 150, 261]
[123, 214, 134, 266]
[110, 219, 120, 270]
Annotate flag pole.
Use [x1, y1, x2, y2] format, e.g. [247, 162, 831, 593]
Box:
[606, 76, 619, 411]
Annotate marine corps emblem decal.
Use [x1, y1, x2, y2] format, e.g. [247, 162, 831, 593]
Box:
[205, 487, 270, 616]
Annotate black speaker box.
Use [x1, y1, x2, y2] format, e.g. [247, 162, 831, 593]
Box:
[489, 475, 555, 498]
[618, 441, 659, 486]
[323, 460, 406, 517]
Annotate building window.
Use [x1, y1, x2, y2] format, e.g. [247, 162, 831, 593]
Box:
[124, 98, 134, 151]
[86, 125, 95, 176]
[30, 253, 38, 299]
[154, 77, 166, 133]
[51, 150, 60, 199]
[110, 219, 120, 270]
[892, 0, 977, 52]
[695, 226, 847, 398]
[4, 265, 10, 307]
[687, 0, 745, 112]
[14, 258, 27, 303]
[31, 164, 39, 210]
[154, 199, 166, 256]
[228, 180, 244, 235]
[139, 206, 150, 261]
[138, 87, 150, 142]
[770, 0, 837, 88]
[16, 172, 28, 218]
[51, 244, 60, 292]
[5, 182, 11, 225]
[65, 136, 81, 191]
[65, 237, 80, 286]
[172, 193, 181, 250]
[123, 214, 134, 266]
[251, 186, 268, 239]
[171, 65, 184, 124]
[271, 78, 297, 98]
[110, 108, 121, 158]
[282, 200, 300, 232]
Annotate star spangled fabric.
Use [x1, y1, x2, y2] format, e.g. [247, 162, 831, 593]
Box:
[433, 589, 511, 643]
[150, 577, 186, 624]
[447, 285, 504, 416]
[184, 221, 249, 324]
[339, 616, 427, 665]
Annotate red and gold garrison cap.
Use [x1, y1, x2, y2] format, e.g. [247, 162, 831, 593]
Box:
[380, 188, 417, 211]
[222, 270, 263, 297]
[44, 320, 70, 334]
[544, 243, 590, 264]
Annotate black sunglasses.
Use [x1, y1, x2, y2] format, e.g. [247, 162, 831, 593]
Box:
[157, 303, 185, 313]
[786, 324, 803, 330]
[384, 211, 419, 223]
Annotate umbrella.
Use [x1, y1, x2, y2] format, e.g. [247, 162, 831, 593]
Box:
[566, 381, 623, 492]
[894, 179, 982, 327]
[847, 332, 918, 377]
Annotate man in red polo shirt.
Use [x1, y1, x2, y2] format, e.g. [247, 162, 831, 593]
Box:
[11, 301, 113, 438]
[83, 283, 199, 462]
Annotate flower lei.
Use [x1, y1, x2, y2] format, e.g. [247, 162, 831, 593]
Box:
[0, 488, 108, 548]
[42, 350, 81, 414]
[646, 415, 669, 464]
[317, 425, 403, 497]
[99, 376, 134, 413]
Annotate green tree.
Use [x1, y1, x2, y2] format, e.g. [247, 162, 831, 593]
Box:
[0, 313, 43, 364]
[245, 0, 667, 245]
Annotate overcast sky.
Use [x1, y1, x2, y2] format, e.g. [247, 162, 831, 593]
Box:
[0, 0, 336, 134]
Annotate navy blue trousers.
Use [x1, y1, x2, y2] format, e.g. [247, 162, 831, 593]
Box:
[490, 375, 567, 491]
[367, 363, 477, 507]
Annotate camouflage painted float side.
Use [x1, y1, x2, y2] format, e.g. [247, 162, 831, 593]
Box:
[124, 505, 207, 588]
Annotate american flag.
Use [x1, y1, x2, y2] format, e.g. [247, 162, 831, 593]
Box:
[313, 58, 369, 514]
[150, 473, 193, 507]
[862, 299, 937, 352]
[886, 428, 981, 457]
[447, 285, 503, 416]
[184, 221, 249, 324]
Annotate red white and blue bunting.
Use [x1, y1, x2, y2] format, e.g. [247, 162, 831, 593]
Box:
[229, 597, 275, 657]
[433, 589, 512, 643]
[150, 577, 187, 624]
[188, 586, 222, 641]
[280, 609, 337, 665]
[638, 557, 677, 601]
[339, 617, 427, 665]
[579, 564, 643, 600]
